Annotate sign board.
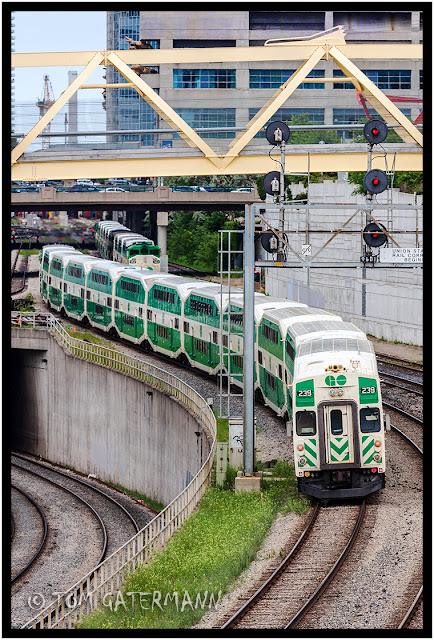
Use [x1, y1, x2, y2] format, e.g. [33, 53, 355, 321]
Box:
[379, 247, 423, 264]
[301, 244, 312, 258]
[229, 418, 243, 469]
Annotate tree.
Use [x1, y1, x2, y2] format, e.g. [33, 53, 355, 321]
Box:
[284, 114, 342, 145]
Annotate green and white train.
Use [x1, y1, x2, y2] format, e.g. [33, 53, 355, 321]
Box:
[94, 220, 161, 270]
[40, 244, 386, 499]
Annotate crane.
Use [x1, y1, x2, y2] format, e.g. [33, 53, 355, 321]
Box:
[36, 75, 55, 149]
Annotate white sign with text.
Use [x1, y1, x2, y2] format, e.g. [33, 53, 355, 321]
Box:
[379, 247, 422, 264]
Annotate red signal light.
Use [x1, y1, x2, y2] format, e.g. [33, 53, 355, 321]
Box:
[373, 233, 378, 238]
[373, 178, 380, 185]
[372, 128, 379, 135]
[371, 468, 377, 473]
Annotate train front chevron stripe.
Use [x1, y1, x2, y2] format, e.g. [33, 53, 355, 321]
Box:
[330, 438, 350, 462]
[362, 436, 376, 464]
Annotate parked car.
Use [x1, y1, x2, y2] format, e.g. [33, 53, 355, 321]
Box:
[171, 185, 199, 192]
[231, 187, 253, 192]
[105, 187, 126, 192]
[69, 185, 102, 192]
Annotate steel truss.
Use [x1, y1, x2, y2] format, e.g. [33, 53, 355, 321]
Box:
[11, 31, 422, 179]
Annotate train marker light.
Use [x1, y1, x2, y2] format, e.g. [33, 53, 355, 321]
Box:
[304, 471, 311, 477]
[297, 444, 304, 451]
[371, 468, 378, 473]
[375, 440, 381, 448]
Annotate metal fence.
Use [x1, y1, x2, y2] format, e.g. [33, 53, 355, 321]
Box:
[11, 312, 217, 629]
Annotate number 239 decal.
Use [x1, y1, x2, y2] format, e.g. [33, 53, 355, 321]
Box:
[297, 389, 313, 397]
[361, 386, 376, 394]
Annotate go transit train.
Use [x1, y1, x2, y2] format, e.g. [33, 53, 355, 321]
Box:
[39, 244, 386, 499]
[94, 220, 161, 270]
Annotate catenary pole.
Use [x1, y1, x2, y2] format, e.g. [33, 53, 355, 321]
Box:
[243, 203, 255, 476]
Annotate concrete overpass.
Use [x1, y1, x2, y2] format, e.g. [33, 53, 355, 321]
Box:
[10, 184, 261, 214]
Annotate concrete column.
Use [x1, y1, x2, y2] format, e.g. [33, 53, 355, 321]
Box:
[157, 211, 169, 272]
[325, 12, 334, 30]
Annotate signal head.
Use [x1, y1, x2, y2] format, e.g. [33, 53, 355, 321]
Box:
[363, 222, 388, 247]
[363, 119, 388, 144]
[363, 169, 388, 194]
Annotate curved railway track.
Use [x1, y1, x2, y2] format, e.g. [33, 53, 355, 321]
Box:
[389, 414, 423, 628]
[12, 453, 140, 548]
[11, 461, 108, 570]
[221, 500, 366, 629]
[376, 352, 423, 372]
[379, 372, 423, 396]
[11, 240, 32, 295]
[11, 484, 48, 583]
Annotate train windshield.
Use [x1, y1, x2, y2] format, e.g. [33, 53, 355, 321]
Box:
[296, 411, 316, 436]
[360, 407, 381, 432]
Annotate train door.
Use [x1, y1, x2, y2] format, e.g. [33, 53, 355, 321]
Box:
[323, 404, 355, 464]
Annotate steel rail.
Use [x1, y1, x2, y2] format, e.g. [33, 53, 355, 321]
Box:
[398, 586, 423, 629]
[220, 501, 321, 629]
[285, 500, 366, 629]
[376, 353, 423, 372]
[11, 241, 23, 279]
[390, 424, 423, 628]
[11, 461, 108, 570]
[12, 239, 32, 295]
[379, 372, 423, 396]
[12, 452, 140, 535]
[11, 484, 48, 584]
[383, 402, 423, 426]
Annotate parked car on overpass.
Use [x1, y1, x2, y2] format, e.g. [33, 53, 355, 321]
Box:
[104, 187, 126, 192]
[68, 185, 103, 192]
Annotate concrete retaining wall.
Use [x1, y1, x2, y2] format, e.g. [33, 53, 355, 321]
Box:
[261, 181, 423, 345]
[11, 329, 210, 506]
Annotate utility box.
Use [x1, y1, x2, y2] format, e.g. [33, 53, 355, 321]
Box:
[215, 443, 228, 486]
[229, 417, 244, 469]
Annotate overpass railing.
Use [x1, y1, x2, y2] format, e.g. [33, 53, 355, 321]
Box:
[11, 312, 217, 629]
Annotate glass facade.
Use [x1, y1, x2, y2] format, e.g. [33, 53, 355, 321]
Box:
[107, 12, 159, 145]
[250, 69, 325, 89]
[333, 107, 412, 139]
[173, 69, 236, 89]
[173, 108, 236, 138]
[333, 69, 354, 89]
[363, 70, 411, 90]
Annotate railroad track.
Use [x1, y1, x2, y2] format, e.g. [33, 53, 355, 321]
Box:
[379, 371, 423, 396]
[383, 402, 423, 426]
[376, 352, 423, 372]
[11, 484, 48, 583]
[12, 453, 140, 554]
[389, 419, 423, 628]
[168, 262, 213, 278]
[11, 240, 32, 295]
[221, 500, 366, 629]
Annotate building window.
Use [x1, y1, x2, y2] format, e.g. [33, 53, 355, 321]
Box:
[333, 107, 412, 140]
[173, 39, 236, 48]
[333, 69, 354, 89]
[249, 11, 325, 32]
[250, 69, 325, 90]
[174, 69, 236, 89]
[363, 70, 411, 90]
[249, 108, 324, 138]
[174, 108, 236, 139]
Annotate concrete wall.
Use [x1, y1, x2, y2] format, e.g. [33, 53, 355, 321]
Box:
[261, 180, 423, 345]
[11, 330, 210, 506]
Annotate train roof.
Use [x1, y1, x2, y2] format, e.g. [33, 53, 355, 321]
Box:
[150, 276, 211, 299]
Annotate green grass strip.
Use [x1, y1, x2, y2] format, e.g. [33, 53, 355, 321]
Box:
[79, 462, 310, 630]
[104, 480, 164, 513]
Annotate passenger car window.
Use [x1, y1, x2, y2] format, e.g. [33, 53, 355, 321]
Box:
[330, 409, 343, 435]
[296, 411, 316, 436]
[360, 407, 381, 432]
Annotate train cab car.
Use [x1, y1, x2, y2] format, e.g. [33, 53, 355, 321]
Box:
[291, 321, 385, 498]
[113, 233, 161, 268]
[95, 221, 127, 259]
[113, 269, 168, 344]
[39, 245, 77, 302]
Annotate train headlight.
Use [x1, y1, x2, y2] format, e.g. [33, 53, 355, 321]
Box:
[297, 444, 304, 451]
[337, 389, 344, 396]
[373, 453, 382, 462]
[329, 389, 336, 397]
[375, 440, 381, 448]
[299, 457, 307, 466]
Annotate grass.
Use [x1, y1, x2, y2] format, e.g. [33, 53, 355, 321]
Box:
[20, 248, 40, 256]
[12, 293, 35, 312]
[105, 480, 164, 513]
[216, 417, 229, 442]
[79, 463, 310, 630]
[65, 326, 112, 346]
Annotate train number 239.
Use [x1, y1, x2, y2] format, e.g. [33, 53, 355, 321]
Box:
[297, 389, 313, 397]
[361, 386, 376, 394]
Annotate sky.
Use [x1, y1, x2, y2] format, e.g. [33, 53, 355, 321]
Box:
[12, 10, 107, 143]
